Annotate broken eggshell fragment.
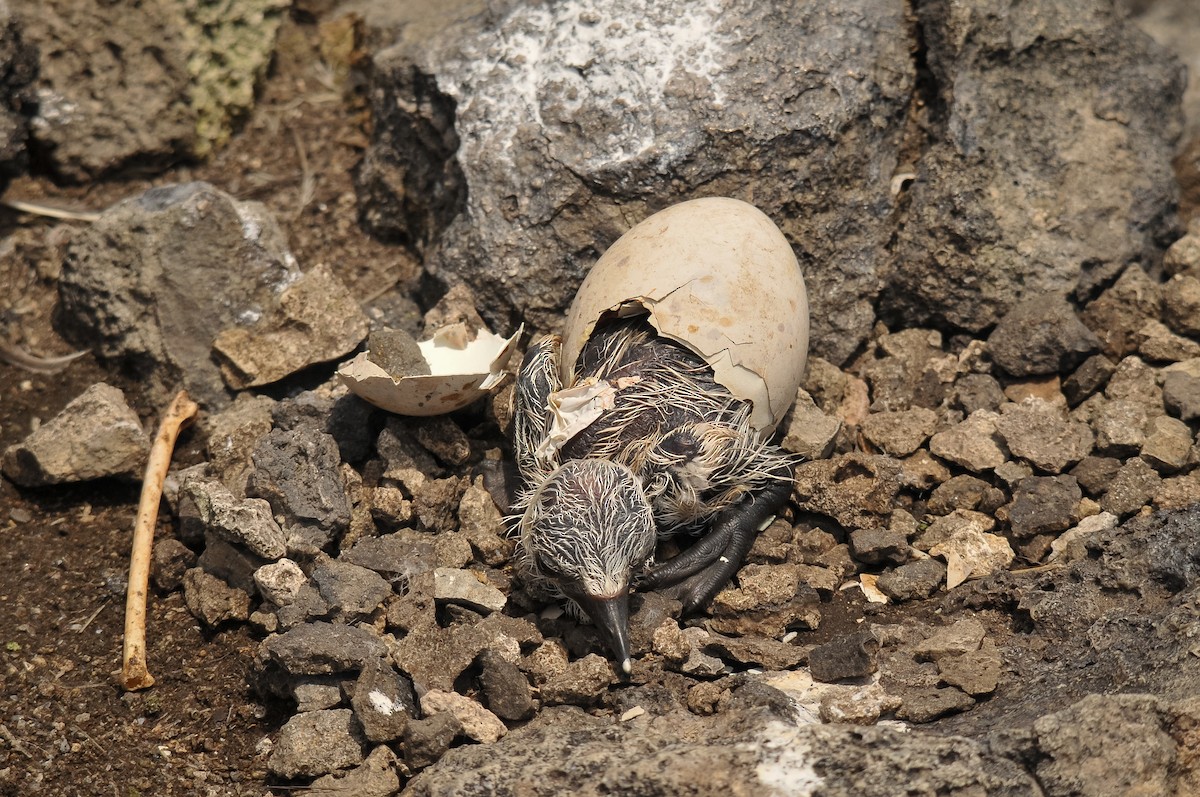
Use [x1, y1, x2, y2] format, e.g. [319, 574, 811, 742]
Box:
[337, 323, 522, 415]
[561, 197, 810, 434]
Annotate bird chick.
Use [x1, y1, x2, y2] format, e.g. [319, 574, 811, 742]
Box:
[518, 459, 656, 673]
[512, 318, 794, 673]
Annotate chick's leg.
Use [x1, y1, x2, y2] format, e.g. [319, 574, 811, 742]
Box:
[641, 476, 792, 613]
[513, 334, 563, 484]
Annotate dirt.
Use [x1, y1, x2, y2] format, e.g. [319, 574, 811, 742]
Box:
[0, 15, 404, 796]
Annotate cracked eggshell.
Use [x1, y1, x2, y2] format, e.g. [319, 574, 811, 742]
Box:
[561, 197, 809, 434]
[337, 326, 522, 415]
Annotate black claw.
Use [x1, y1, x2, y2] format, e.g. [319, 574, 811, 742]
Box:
[643, 478, 793, 611]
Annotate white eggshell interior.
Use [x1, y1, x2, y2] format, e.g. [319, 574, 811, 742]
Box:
[561, 197, 809, 433]
[337, 327, 522, 416]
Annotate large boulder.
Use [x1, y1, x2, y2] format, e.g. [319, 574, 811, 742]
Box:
[356, 0, 915, 364]
[13, 0, 287, 179]
[883, 0, 1184, 332]
[56, 182, 300, 409]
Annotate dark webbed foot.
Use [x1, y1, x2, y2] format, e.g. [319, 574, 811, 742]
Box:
[639, 478, 793, 613]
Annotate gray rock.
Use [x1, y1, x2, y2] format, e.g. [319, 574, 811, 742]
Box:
[1164, 222, 1200, 278]
[780, 389, 842, 460]
[197, 534, 266, 595]
[202, 394, 276, 494]
[792, 453, 902, 530]
[1163, 371, 1200, 421]
[911, 617, 985, 661]
[700, 633, 807, 672]
[368, 485, 413, 532]
[952, 373, 1006, 415]
[993, 460, 1034, 489]
[994, 400, 1093, 474]
[0, 9, 34, 187]
[1069, 456, 1124, 498]
[477, 649, 535, 722]
[412, 476, 468, 534]
[937, 639, 1001, 697]
[341, 530, 438, 582]
[986, 295, 1100, 377]
[270, 386, 376, 465]
[1101, 458, 1162, 518]
[434, 567, 506, 613]
[913, 509, 996, 552]
[928, 410, 1009, 473]
[857, 329, 951, 412]
[458, 478, 513, 567]
[1104, 355, 1162, 406]
[15, 0, 193, 180]
[412, 416, 473, 467]
[246, 427, 352, 552]
[16, 0, 283, 180]
[897, 450, 952, 491]
[57, 183, 300, 409]
[421, 689, 507, 744]
[1062, 354, 1117, 407]
[861, 407, 938, 457]
[313, 557, 393, 619]
[876, 559, 946, 602]
[307, 745, 400, 797]
[927, 475, 1005, 516]
[1092, 398, 1151, 457]
[253, 559, 306, 607]
[809, 630, 879, 683]
[540, 654, 617, 707]
[292, 679, 344, 713]
[710, 564, 825, 638]
[350, 657, 417, 744]
[359, 0, 914, 363]
[401, 713, 462, 772]
[393, 615, 541, 693]
[1009, 476, 1082, 538]
[887, 2, 1181, 333]
[1137, 319, 1200, 363]
[627, 593, 683, 658]
[274, 583, 331, 630]
[1082, 265, 1163, 360]
[2, 383, 149, 487]
[403, 705, 1042, 796]
[849, 526, 911, 566]
[895, 687, 975, 724]
[182, 475, 286, 560]
[262, 622, 387, 677]
[268, 709, 367, 779]
[366, 327, 429, 377]
[1163, 274, 1200, 338]
[1141, 415, 1194, 473]
[182, 567, 251, 628]
[151, 538, 196, 592]
[213, 263, 369, 389]
[1033, 695, 1176, 797]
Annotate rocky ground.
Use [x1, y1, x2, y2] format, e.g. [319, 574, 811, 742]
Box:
[4, 1, 1200, 796]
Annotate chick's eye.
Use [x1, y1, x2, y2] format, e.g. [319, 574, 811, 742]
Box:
[534, 552, 567, 578]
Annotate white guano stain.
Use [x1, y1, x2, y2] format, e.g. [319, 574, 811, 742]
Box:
[444, 0, 729, 175]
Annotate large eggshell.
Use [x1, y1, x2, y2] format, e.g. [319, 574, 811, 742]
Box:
[562, 197, 809, 434]
[337, 326, 522, 416]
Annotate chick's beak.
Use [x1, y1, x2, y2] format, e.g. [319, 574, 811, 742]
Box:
[576, 590, 633, 675]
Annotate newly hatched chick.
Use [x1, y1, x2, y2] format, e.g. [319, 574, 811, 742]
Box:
[513, 317, 795, 673]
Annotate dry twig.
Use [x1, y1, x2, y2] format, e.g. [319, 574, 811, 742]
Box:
[121, 390, 199, 691]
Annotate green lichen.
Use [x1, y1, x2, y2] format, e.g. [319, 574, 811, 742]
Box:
[182, 0, 290, 158]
